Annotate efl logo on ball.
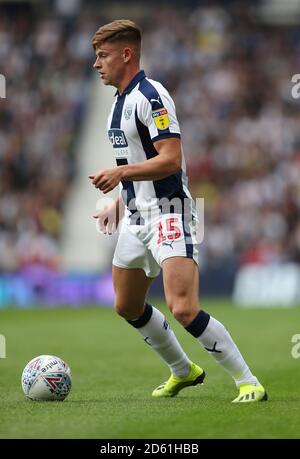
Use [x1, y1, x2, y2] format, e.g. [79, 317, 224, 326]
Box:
[21, 355, 72, 401]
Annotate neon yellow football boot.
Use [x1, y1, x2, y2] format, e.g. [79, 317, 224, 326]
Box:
[152, 362, 205, 398]
[232, 383, 268, 403]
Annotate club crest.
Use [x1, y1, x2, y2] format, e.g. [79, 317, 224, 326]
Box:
[124, 104, 133, 120]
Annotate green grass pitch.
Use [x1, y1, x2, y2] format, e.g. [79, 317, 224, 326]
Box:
[1, 299, 299, 439]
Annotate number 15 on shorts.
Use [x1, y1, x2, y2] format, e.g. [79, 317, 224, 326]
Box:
[157, 217, 182, 244]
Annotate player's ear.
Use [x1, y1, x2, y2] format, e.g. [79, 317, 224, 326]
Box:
[122, 47, 132, 62]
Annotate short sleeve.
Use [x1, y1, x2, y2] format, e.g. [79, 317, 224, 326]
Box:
[137, 79, 181, 143]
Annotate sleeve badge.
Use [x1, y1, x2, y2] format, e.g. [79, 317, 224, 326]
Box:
[152, 108, 170, 130]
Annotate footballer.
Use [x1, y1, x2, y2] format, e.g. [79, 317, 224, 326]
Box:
[89, 19, 267, 403]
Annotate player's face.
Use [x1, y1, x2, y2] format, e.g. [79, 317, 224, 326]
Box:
[93, 42, 126, 88]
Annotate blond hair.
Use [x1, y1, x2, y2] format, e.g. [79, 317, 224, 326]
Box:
[92, 19, 141, 55]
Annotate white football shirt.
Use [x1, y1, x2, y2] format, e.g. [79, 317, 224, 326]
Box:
[107, 70, 194, 223]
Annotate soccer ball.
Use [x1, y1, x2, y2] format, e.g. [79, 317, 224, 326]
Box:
[21, 355, 72, 401]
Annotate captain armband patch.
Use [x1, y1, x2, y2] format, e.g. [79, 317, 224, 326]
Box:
[152, 108, 170, 130]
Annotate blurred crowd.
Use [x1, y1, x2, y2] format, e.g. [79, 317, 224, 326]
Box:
[144, 6, 300, 268]
[1, 2, 300, 272]
[0, 3, 96, 271]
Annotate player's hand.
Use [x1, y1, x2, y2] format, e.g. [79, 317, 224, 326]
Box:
[93, 200, 121, 235]
[89, 167, 123, 194]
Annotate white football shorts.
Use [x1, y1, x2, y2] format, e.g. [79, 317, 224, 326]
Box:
[112, 212, 199, 278]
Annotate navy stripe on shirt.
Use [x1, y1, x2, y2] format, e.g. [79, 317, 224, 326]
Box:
[138, 78, 171, 136]
[135, 107, 188, 205]
[110, 95, 137, 213]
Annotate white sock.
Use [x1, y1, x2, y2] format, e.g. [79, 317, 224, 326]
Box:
[128, 303, 191, 378]
[186, 310, 258, 387]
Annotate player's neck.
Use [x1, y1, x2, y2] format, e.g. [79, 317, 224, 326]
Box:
[117, 66, 141, 95]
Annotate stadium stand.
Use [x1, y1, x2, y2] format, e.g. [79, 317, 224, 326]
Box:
[0, 1, 299, 280]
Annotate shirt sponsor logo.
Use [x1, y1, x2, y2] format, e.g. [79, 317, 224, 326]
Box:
[152, 108, 170, 130]
[114, 148, 129, 158]
[108, 129, 128, 148]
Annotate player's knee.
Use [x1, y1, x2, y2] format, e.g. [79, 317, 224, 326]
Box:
[114, 301, 129, 318]
[172, 302, 190, 324]
[172, 308, 193, 325]
[114, 301, 144, 321]
[169, 300, 196, 326]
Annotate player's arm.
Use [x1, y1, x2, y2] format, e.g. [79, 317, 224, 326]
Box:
[89, 138, 181, 193]
[90, 87, 182, 193]
[121, 137, 181, 181]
